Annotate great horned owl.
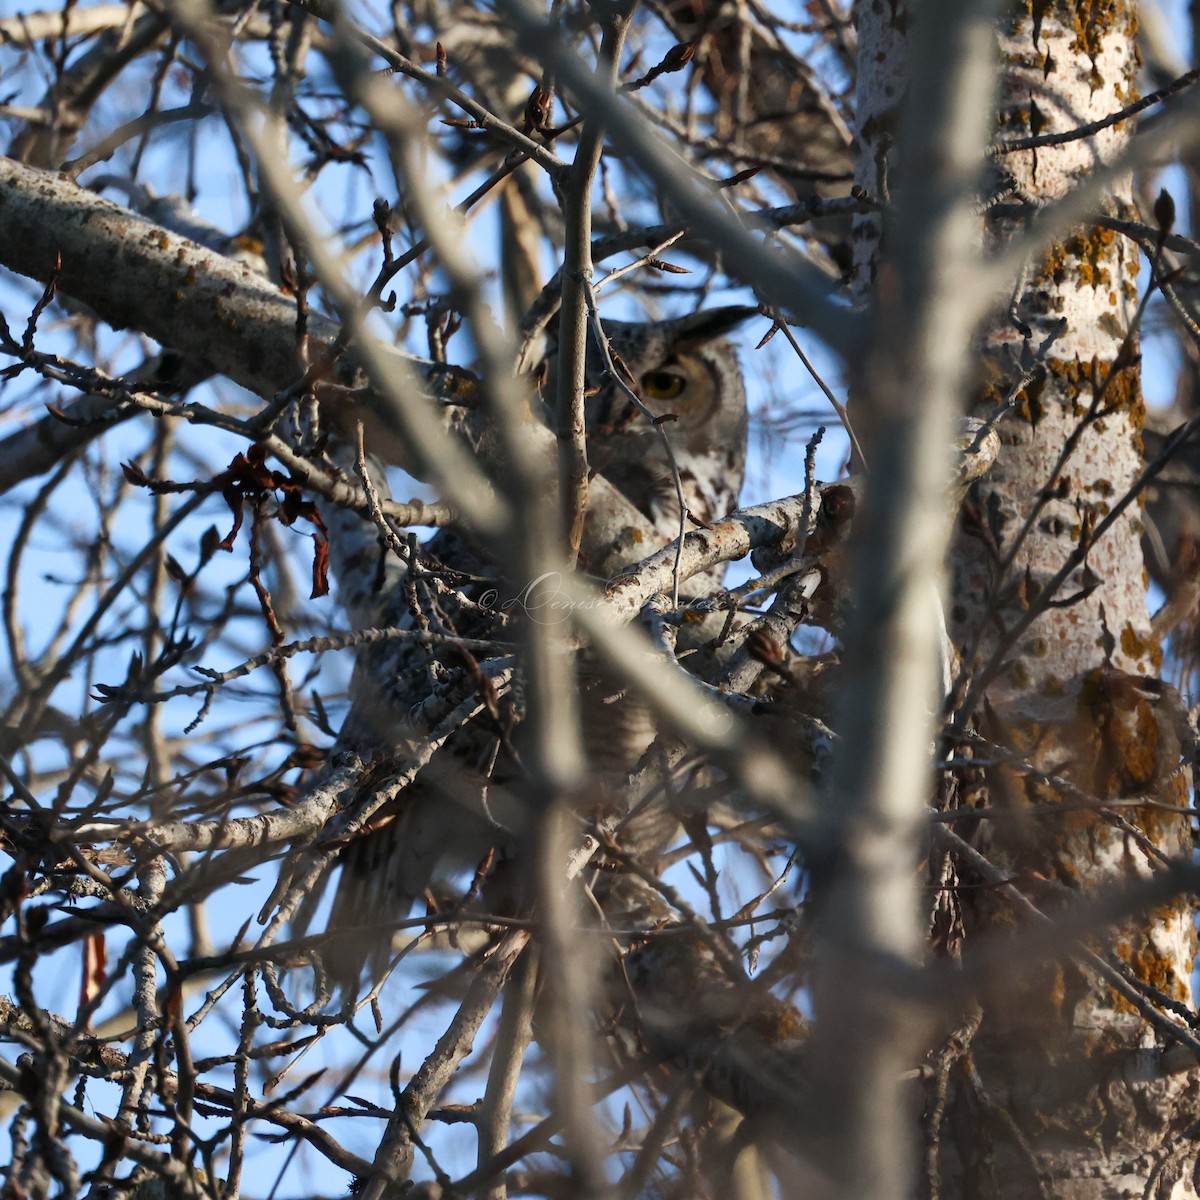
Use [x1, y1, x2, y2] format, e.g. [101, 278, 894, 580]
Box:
[310, 305, 755, 987]
[583, 306, 754, 541]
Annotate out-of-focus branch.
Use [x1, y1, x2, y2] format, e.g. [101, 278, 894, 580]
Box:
[6, 4, 169, 167]
[289, 0, 567, 176]
[355, 44, 613, 1183]
[552, 10, 631, 567]
[0, 5, 149, 46]
[805, 3, 1006, 1197]
[475, 949, 538, 1200]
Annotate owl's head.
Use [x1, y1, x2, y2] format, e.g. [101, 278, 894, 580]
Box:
[588, 305, 756, 444]
[579, 305, 757, 532]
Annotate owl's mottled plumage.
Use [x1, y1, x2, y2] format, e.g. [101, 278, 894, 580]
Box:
[310, 307, 754, 987]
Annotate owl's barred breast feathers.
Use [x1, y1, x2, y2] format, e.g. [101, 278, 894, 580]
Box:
[309, 306, 756, 988]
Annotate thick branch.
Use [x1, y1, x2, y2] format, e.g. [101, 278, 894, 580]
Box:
[0, 156, 658, 563]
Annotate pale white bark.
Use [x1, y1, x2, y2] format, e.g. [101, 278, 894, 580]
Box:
[941, 4, 1200, 1197]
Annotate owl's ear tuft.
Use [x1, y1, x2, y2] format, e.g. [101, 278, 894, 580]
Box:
[668, 304, 760, 349]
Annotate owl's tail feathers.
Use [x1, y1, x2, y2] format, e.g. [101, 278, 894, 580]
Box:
[321, 812, 420, 996]
[293, 771, 523, 998]
[281, 793, 426, 1001]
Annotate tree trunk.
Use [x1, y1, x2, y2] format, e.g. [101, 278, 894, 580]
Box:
[940, 3, 1200, 1195]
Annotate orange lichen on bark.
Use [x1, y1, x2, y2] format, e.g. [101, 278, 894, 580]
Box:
[1040, 226, 1119, 291]
[1107, 909, 1193, 1010]
[1015, 0, 1138, 61]
[1039, 355, 1142, 420]
[1120, 622, 1161, 671]
[1078, 668, 1159, 795]
[982, 354, 1142, 429]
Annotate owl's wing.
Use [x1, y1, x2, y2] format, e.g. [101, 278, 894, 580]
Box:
[287, 448, 521, 987]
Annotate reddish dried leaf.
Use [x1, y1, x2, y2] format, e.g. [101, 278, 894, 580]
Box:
[310, 534, 330, 598]
[218, 488, 245, 551]
[79, 932, 108, 1027]
[164, 983, 183, 1025]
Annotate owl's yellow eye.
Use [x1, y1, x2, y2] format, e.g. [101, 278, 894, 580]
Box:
[641, 370, 686, 400]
